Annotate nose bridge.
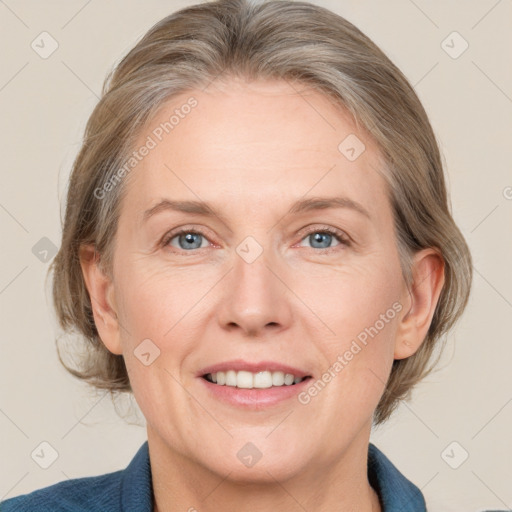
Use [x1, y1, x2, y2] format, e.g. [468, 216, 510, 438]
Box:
[217, 233, 292, 336]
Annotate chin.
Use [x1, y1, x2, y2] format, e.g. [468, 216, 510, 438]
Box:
[195, 437, 310, 484]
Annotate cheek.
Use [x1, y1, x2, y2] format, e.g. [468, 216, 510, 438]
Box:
[292, 253, 402, 342]
[113, 265, 203, 438]
[112, 261, 221, 414]
[292, 255, 401, 405]
[115, 261, 217, 343]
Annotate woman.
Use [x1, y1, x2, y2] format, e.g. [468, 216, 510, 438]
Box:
[1, 0, 477, 510]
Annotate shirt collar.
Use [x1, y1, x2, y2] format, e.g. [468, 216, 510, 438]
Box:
[368, 442, 427, 511]
[121, 441, 154, 512]
[121, 441, 426, 512]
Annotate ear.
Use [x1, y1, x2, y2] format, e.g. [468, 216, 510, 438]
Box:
[79, 244, 122, 355]
[394, 248, 445, 360]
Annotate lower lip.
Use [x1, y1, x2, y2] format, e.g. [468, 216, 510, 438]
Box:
[199, 377, 312, 409]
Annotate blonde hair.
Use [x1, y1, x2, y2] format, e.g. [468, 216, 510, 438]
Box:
[50, 0, 472, 425]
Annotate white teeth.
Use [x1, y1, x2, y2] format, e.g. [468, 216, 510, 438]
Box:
[272, 371, 285, 386]
[284, 373, 294, 385]
[225, 370, 237, 387]
[206, 370, 306, 389]
[237, 370, 254, 389]
[253, 371, 272, 388]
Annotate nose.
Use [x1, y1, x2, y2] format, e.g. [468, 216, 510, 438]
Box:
[216, 244, 293, 338]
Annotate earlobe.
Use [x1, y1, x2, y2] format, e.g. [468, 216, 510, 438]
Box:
[79, 244, 123, 355]
[394, 248, 445, 360]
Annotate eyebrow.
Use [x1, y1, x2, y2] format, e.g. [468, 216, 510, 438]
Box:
[142, 196, 371, 224]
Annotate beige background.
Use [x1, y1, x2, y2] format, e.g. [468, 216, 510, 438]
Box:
[0, 1, 511, 511]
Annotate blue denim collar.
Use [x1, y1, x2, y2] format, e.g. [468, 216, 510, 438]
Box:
[368, 442, 427, 511]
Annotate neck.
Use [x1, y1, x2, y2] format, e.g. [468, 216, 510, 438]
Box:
[148, 428, 381, 512]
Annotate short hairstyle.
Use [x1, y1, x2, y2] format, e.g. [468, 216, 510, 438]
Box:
[50, 0, 472, 425]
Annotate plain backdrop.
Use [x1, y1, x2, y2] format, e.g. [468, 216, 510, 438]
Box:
[0, 1, 511, 511]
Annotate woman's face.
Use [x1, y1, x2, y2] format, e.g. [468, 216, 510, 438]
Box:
[102, 78, 412, 480]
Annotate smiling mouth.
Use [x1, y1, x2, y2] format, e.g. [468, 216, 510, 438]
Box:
[203, 370, 311, 389]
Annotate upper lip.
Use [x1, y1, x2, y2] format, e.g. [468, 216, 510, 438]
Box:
[197, 359, 311, 379]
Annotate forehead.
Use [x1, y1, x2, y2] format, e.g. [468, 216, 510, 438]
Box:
[122, 78, 389, 223]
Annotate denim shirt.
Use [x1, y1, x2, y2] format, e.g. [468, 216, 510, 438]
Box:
[0, 441, 428, 511]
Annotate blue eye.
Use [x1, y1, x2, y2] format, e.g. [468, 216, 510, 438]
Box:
[164, 230, 210, 251]
[299, 228, 349, 251]
[304, 232, 339, 249]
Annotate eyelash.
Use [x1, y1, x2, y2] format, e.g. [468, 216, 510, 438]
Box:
[161, 225, 351, 255]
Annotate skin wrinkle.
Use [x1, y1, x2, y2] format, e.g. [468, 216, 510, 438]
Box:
[80, 78, 445, 512]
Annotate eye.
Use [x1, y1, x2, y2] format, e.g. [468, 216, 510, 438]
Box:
[162, 228, 211, 252]
[161, 225, 351, 254]
[298, 226, 350, 252]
